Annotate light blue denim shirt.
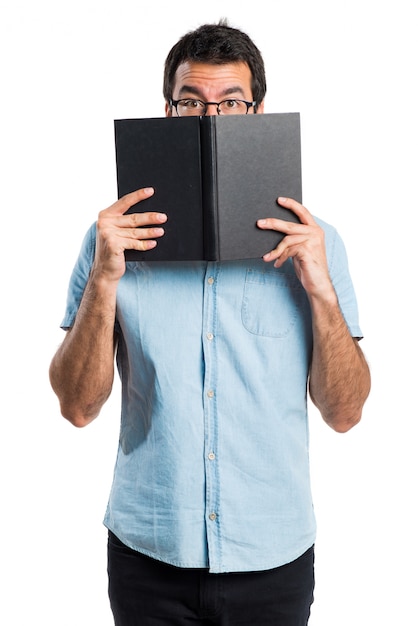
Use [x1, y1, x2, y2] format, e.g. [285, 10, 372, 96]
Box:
[61, 218, 362, 573]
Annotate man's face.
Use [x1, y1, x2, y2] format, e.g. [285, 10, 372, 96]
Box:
[165, 61, 264, 117]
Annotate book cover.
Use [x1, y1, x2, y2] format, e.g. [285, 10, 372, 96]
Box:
[114, 113, 302, 262]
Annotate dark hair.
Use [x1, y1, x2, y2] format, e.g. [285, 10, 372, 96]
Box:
[163, 21, 266, 112]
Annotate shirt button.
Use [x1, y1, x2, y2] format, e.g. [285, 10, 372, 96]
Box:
[208, 452, 216, 461]
[206, 332, 214, 341]
[207, 390, 214, 398]
[208, 277, 214, 285]
[209, 512, 217, 521]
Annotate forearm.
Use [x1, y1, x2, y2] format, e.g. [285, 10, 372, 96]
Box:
[49, 271, 118, 427]
[308, 291, 371, 433]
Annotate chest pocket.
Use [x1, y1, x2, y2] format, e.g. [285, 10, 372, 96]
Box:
[242, 267, 308, 338]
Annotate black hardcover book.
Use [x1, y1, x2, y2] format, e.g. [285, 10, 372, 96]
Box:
[114, 112, 302, 262]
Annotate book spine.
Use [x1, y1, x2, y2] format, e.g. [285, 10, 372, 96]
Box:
[200, 116, 219, 260]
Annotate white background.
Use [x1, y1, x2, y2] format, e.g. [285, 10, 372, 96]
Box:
[1, 1, 416, 624]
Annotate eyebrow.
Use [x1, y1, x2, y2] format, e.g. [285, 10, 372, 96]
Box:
[177, 85, 247, 99]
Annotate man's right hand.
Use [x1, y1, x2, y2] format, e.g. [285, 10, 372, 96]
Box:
[94, 187, 167, 281]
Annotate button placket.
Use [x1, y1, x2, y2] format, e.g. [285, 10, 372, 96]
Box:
[202, 264, 221, 567]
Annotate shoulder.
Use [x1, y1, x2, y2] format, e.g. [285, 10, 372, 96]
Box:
[79, 222, 97, 261]
[314, 215, 350, 271]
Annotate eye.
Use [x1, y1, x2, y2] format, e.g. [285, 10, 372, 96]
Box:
[223, 99, 239, 109]
[182, 99, 204, 109]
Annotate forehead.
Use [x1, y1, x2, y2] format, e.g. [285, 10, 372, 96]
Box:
[172, 61, 253, 98]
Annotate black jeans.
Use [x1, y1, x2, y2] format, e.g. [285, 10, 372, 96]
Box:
[108, 531, 314, 625]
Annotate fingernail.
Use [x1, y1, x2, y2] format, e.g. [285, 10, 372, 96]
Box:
[144, 187, 154, 195]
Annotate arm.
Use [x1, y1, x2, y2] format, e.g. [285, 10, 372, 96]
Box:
[49, 187, 167, 427]
[258, 197, 371, 432]
[49, 272, 118, 428]
[307, 288, 371, 433]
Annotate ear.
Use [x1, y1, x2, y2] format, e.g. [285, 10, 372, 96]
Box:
[256, 100, 265, 114]
[165, 101, 173, 117]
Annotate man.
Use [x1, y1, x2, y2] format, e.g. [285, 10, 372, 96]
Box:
[49, 21, 370, 626]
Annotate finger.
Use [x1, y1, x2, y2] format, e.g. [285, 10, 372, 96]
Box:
[122, 211, 168, 228]
[120, 228, 164, 251]
[97, 210, 167, 243]
[277, 197, 316, 225]
[122, 226, 166, 242]
[105, 226, 166, 256]
[257, 217, 303, 235]
[106, 187, 156, 216]
[262, 234, 309, 263]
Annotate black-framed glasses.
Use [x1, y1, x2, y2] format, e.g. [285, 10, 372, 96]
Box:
[170, 98, 256, 117]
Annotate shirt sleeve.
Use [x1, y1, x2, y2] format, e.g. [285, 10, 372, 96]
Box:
[321, 219, 363, 339]
[60, 222, 97, 330]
